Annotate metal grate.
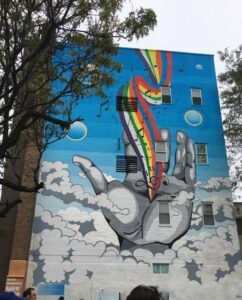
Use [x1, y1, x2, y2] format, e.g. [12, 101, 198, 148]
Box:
[116, 96, 138, 112]
[116, 155, 137, 173]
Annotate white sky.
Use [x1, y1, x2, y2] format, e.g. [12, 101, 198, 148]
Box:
[120, 0, 242, 201]
[120, 0, 242, 76]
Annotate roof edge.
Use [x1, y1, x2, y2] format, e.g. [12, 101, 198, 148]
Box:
[118, 45, 215, 57]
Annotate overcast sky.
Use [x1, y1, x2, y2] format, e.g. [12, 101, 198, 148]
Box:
[119, 0, 242, 76]
[120, 0, 242, 201]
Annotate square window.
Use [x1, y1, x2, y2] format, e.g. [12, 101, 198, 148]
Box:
[155, 142, 168, 163]
[202, 203, 215, 226]
[153, 263, 169, 274]
[161, 86, 172, 104]
[195, 144, 208, 164]
[159, 202, 170, 225]
[191, 88, 202, 105]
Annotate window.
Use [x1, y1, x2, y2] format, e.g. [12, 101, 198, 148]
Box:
[161, 86, 172, 104]
[195, 144, 208, 164]
[155, 142, 169, 162]
[202, 203, 215, 226]
[116, 155, 137, 173]
[191, 88, 202, 105]
[159, 202, 170, 225]
[153, 263, 169, 274]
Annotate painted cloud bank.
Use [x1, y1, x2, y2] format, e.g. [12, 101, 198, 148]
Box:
[26, 161, 242, 300]
[199, 177, 231, 192]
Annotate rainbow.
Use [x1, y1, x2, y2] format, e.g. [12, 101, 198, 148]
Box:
[118, 50, 173, 200]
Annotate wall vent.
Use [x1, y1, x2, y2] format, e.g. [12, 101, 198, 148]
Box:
[116, 96, 138, 112]
[116, 155, 137, 173]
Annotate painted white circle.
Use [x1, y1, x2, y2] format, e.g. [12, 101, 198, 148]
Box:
[66, 121, 88, 141]
[195, 64, 203, 70]
[184, 110, 203, 126]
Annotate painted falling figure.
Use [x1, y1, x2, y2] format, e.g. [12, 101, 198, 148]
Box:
[73, 50, 196, 249]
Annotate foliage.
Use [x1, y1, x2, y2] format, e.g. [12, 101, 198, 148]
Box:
[218, 45, 242, 200]
[0, 0, 156, 216]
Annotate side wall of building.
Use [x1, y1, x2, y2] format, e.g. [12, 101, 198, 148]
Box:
[26, 48, 242, 300]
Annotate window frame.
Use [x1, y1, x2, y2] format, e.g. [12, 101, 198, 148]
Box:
[155, 141, 169, 163]
[161, 85, 172, 104]
[191, 88, 202, 106]
[158, 201, 170, 225]
[195, 143, 208, 165]
[202, 202, 215, 227]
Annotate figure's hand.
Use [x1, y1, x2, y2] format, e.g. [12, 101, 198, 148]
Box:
[73, 129, 196, 246]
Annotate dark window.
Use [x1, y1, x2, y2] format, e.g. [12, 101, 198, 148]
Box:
[116, 96, 138, 112]
[153, 263, 169, 274]
[116, 155, 137, 173]
[202, 203, 215, 226]
[161, 86, 172, 104]
[195, 144, 208, 164]
[159, 202, 170, 225]
[191, 88, 202, 105]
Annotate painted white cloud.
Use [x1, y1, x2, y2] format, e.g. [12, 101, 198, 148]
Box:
[174, 191, 194, 206]
[41, 161, 69, 173]
[39, 205, 119, 246]
[36, 205, 76, 237]
[25, 256, 37, 287]
[58, 207, 92, 223]
[41, 161, 128, 215]
[174, 224, 240, 272]
[213, 196, 234, 220]
[103, 173, 116, 182]
[78, 172, 87, 179]
[30, 233, 41, 251]
[199, 177, 231, 192]
[39, 229, 72, 282]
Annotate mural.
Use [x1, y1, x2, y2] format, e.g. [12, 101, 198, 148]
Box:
[26, 48, 242, 300]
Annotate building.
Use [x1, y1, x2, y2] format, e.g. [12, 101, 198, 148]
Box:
[1, 47, 242, 299]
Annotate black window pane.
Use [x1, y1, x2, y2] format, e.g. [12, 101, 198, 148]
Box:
[192, 97, 202, 105]
[204, 215, 215, 225]
[203, 203, 213, 215]
[162, 95, 171, 104]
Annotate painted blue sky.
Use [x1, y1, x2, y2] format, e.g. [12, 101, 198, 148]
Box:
[44, 48, 229, 194]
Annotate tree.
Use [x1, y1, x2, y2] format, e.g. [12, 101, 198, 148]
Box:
[0, 0, 157, 216]
[218, 45, 242, 201]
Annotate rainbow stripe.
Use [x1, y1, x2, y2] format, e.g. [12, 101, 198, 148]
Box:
[119, 79, 162, 200]
[138, 50, 162, 84]
[118, 50, 173, 200]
